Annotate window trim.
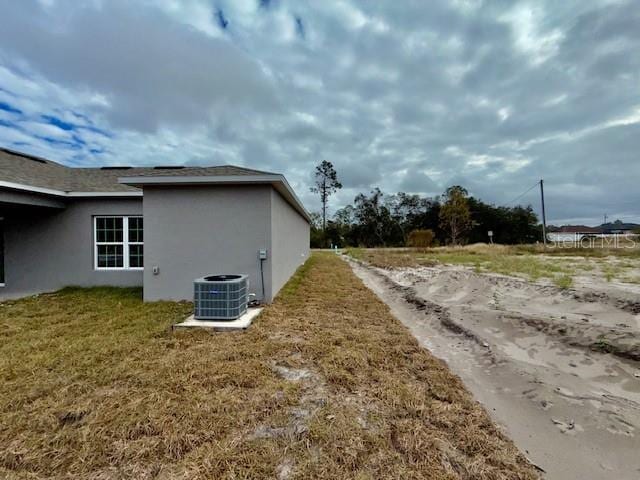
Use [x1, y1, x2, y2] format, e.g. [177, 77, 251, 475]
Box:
[94, 216, 143, 271]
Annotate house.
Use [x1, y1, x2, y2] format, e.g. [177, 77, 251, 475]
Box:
[546, 225, 603, 242]
[600, 220, 640, 235]
[0, 147, 310, 302]
[547, 222, 640, 243]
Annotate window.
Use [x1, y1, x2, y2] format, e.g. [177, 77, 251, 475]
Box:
[94, 216, 143, 270]
[128, 217, 144, 268]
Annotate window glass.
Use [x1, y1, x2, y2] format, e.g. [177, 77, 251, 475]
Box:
[128, 217, 143, 243]
[96, 217, 123, 243]
[97, 244, 124, 268]
[129, 244, 144, 268]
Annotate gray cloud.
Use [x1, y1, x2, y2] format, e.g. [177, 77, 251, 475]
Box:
[0, 0, 278, 131]
[0, 0, 638, 225]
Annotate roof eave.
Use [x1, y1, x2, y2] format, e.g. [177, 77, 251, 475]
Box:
[118, 174, 283, 186]
[67, 191, 143, 197]
[118, 174, 311, 222]
[0, 180, 142, 198]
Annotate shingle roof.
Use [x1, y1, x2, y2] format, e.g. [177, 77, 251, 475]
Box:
[600, 221, 640, 231]
[0, 147, 275, 193]
[558, 225, 603, 233]
[0, 147, 72, 191]
[123, 165, 273, 177]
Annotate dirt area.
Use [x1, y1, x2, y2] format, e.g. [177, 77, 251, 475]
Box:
[347, 244, 640, 290]
[550, 254, 640, 305]
[347, 254, 640, 480]
[0, 253, 537, 479]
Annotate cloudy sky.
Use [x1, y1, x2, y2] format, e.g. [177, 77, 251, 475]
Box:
[0, 0, 638, 225]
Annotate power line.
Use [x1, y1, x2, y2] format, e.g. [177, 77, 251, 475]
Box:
[501, 181, 540, 207]
[498, 179, 548, 246]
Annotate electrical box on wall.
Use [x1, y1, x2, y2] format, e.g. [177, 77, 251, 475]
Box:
[258, 249, 268, 260]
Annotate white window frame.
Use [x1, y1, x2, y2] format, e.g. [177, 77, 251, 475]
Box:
[94, 216, 143, 271]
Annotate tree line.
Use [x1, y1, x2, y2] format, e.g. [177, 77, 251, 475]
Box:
[310, 161, 541, 248]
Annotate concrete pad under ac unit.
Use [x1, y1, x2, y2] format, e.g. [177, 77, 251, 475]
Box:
[173, 307, 263, 331]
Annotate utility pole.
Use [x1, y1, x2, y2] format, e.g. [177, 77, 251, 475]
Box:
[540, 179, 547, 248]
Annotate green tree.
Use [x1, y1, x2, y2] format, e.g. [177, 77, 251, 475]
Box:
[439, 186, 471, 245]
[385, 192, 424, 245]
[310, 160, 342, 231]
[465, 198, 539, 244]
[352, 188, 396, 246]
[309, 212, 325, 248]
[309, 184, 543, 248]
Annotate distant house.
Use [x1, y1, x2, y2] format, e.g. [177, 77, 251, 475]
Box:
[0, 147, 310, 302]
[547, 221, 639, 242]
[547, 225, 603, 242]
[558, 225, 603, 234]
[600, 220, 640, 235]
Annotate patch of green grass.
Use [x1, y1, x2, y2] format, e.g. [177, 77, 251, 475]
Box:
[513, 243, 640, 259]
[601, 264, 623, 282]
[277, 253, 317, 299]
[435, 252, 574, 282]
[621, 276, 640, 284]
[553, 275, 574, 289]
[592, 338, 614, 354]
[346, 247, 575, 283]
[575, 263, 595, 271]
[345, 245, 640, 288]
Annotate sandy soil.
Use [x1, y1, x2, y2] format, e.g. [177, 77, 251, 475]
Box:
[347, 257, 640, 480]
[550, 255, 640, 308]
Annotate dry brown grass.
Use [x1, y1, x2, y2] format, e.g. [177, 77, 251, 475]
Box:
[0, 253, 537, 479]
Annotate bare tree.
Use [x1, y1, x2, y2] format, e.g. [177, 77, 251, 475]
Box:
[310, 160, 342, 230]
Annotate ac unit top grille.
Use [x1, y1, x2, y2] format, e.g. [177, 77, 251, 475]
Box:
[204, 274, 242, 282]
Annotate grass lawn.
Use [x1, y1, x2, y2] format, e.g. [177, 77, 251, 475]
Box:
[0, 253, 536, 479]
[346, 244, 640, 288]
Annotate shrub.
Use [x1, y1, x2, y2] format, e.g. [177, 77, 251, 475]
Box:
[406, 229, 435, 248]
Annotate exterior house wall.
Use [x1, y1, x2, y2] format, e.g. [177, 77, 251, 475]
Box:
[270, 188, 310, 298]
[142, 185, 274, 302]
[0, 198, 143, 300]
[1, 185, 310, 303]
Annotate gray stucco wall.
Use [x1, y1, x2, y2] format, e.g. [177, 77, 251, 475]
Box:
[142, 185, 274, 302]
[1, 185, 310, 303]
[0, 198, 143, 300]
[270, 188, 310, 298]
